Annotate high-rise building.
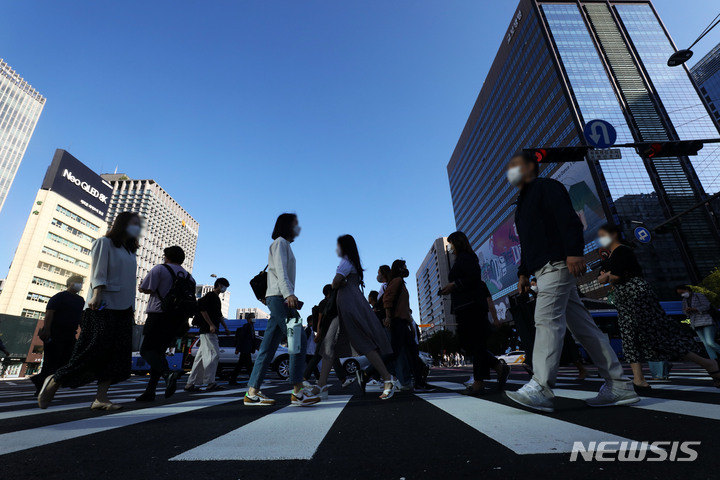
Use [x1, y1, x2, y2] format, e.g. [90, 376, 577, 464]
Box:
[195, 284, 230, 319]
[691, 42, 720, 124]
[101, 174, 199, 319]
[236, 307, 270, 320]
[0, 150, 111, 375]
[447, 0, 720, 313]
[416, 238, 456, 339]
[0, 59, 46, 214]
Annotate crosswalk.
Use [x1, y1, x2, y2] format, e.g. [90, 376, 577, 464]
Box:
[0, 367, 718, 463]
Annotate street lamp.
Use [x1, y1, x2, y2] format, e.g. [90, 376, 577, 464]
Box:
[667, 12, 720, 67]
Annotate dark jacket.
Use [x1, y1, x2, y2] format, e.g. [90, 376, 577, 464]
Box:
[515, 177, 585, 276]
[448, 252, 491, 314]
[235, 323, 256, 354]
[383, 278, 411, 321]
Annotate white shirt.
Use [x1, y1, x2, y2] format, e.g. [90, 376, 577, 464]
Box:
[336, 257, 357, 277]
[266, 237, 296, 298]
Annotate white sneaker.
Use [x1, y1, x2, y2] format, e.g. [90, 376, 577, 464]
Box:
[585, 382, 640, 407]
[341, 377, 356, 388]
[463, 376, 475, 387]
[504, 379, 555, 413]
[291, 389, 321, 406]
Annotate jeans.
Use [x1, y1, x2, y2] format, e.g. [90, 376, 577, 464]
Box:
[648, 361, 671, 379]
[249, 296, 306, 389]
[532, 261, 630, 390]
[696, 324, 720, 360]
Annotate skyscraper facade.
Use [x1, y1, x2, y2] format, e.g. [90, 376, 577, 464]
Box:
[416, 237, 456, 339]
[0, 59, 45, 214]
[447, 0, 720, 310]
[101, 174, 199, 319]
[691, 42, 720, 124]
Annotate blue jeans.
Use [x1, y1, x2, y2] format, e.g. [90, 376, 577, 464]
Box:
[249, 296, 306, 389]
[648, 361, 671, 379]
[696, 324, 720, 361]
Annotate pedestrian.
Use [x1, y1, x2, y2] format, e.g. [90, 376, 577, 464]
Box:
[383, 259, 434, 392]
[596, 224, 720, 390]
[440, 231, 510, 395]
[245, 213, 319, 406]
[503, 152, 638, 412]
[316, 235, 397, 400]
[229, 315, 256, 385]
[677, 285, 720, 361]
[368, 290, 379, 309]
[136, 246, 195, 401]
[0, 323, 11, 377]
[31, 275, 84, 395]
[185, 277, 231, 392]
[38, 212, 141, 410]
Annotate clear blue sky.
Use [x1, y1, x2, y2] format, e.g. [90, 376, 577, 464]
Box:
[1, 1, 718, 319]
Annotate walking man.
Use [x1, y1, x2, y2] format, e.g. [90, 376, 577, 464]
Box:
[185, 278, 231, 392]
[229, 316, 256, 385]
[504, 151, 638, 412]
[31, 275, 84, 395]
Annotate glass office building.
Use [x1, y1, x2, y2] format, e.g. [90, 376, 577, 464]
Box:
[0, 59, 45, 214]
[692, 42, 720, 124]
[447, 0, 720, 306]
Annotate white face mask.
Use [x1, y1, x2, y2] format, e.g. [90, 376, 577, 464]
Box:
[530, 285, 538, 293]
[293, 225, 302, 237]
[681, 292, 690, 298]
[336, 247, 342, 257]
[598, 236, 613, 248]
[507, 166, 524, 186]
[72, 283, 83, 292]
[377, 274, 383, 283]
[126, 224, 141, 238]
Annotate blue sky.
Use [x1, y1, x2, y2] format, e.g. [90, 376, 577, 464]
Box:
[1, 1, 719, 319]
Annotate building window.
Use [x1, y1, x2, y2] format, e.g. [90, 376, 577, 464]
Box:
[31, 276, 66, 291]
[46, 233, 91, 256]
[51, 218, 95, 243]
[26, 292, 51, 304]
[40, 247, 90, 268]
[55, 205, 100, 231]
[21, 308, 45, 320]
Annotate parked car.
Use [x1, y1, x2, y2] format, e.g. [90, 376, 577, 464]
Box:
[498, 350, 526, 366]
[338, 356, 371, 376]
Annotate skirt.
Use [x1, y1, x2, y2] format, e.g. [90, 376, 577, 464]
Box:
[614, 277, 697, 363]
[54, 308, 134, 388]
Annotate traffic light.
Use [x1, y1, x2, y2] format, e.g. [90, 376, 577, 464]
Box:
[638, 140, 704, 158]
[523, 146, 589, 163]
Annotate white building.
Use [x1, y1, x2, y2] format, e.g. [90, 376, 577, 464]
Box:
[0, 59, 46, 214]
[416, 237, 456, 340]
[236, 307, 270, 320]
[102, 174, 199, 320]
[196, 284, 230, 319]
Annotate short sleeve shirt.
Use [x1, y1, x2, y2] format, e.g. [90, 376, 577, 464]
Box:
[46, 291, 84, 341]
[336, 257, 357, 277]
[140, 263, 192, 313]
[196, 291, 223, 334]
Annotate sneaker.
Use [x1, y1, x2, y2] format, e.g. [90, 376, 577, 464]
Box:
[164, 371, 181, 399]
[204, 382, 224, 392]
[341, 377, 355, 388]
[497, 363, 511, 391]
[399, 384, 414, 392]
[463, 376, 475, 387]
[414, 384, 436, 393]
[291, 390, 321, 406]
[504, 379, 555, 413]
[306, 384, 329, 400]
[585, 382, 640, 407]
[184, 385, 201, 393]
[244, 391, 276, 406]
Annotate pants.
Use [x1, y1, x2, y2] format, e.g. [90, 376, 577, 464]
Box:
[232, 352, 253, 379]
[140, 312, 175, 391]
[363, 328, 411, 385]
[696, 324, 720, 360]
[532, 261, 629, 390]
[648, 360, 672, 379]
[388, 318, 427, 387]
[249, 296, 306, 388]
[456, 305, 500, 381]
[33, 338, 76, 391]
[303, 350, 345, 381]
[187, 333, 220, 386]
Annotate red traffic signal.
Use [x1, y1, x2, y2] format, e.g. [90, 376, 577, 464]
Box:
[523, 146, 589, 163]
[640, 140, 703, 158]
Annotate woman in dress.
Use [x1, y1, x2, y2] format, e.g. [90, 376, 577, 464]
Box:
[440, 231, 510, 395]
[597, 224, 720, 390]
[316, 235, 397, 400]
[38, 212, 141, 410]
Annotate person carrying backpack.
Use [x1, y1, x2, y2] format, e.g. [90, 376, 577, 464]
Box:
[136, 246, 197, 401]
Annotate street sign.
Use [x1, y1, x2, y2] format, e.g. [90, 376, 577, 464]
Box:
[587, 148, 622, 161]
[584, 119, 617, 149]
[634, 226, 652, 244]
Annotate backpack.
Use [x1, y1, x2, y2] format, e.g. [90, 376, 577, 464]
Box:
[160, 264, 198, 333]
[250, 265, 268, 302]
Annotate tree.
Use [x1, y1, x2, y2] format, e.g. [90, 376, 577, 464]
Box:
[419, 330, 459, 360]
[691, 267, 720, 306]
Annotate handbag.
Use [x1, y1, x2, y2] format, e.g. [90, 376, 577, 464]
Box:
[250, 265, 268, 302]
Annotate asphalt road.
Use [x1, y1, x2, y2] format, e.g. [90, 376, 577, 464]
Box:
[0, 363, 718, 480]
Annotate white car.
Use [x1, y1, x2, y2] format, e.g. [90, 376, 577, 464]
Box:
[498, 350, 526, 366]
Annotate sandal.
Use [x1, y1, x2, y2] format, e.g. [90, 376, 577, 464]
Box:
[380, 377, 398, 400]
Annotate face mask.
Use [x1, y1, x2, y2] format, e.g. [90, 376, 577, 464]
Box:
[598, 236, 613, 248]
[293, 225, 302, 237]
[507, 166, 524, 186]
[377, 274, 383, 283]
[126, 224, 141, 238]
[530, 285, 538, 293]
[336, 247, 342, 257]
[72, 283, 83, 292]
[681, 292, 690, 298]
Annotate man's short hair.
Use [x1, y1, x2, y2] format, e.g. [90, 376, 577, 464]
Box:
[322, 284, 332, 296]
[512, 150, 539, 175]
[215, 277, 230, 288]
[164, 245, 185, 264]
[368, 290, 379, 301]
[66, 275, 84, 287]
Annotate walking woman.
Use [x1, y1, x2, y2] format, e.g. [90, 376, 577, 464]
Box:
[440, 231, 510, 395]
[38, 212, 141, 410]
[597, 224, 720, 389]
[244, 214, 319, 406]
[677, 285, 720, 361]
[316, 235, 397, 400]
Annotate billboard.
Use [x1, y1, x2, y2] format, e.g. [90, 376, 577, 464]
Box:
[478, 162, 606, 297]
[41, 149, 113, 218]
